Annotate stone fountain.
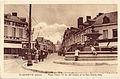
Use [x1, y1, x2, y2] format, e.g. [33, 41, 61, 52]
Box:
[84, 26, 102, 50]
[59, 26, 117, 62]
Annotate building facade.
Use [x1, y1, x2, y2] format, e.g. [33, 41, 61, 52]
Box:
[61, 11, 117, 51]
[35, 37, 56, 53]
[4, 12, 28, 55]
[55, 41, 61, 53]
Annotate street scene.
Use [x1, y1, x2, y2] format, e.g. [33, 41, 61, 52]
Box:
[4, 4, 118, 74]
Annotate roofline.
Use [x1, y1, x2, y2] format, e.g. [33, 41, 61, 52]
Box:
[63, 22, 117, 40]
[79, 23, 117, 33]
[5, 19, 28, 24]
[94, 23, 117, 27]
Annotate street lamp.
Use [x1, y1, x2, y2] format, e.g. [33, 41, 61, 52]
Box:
[27, 4, 33, 66]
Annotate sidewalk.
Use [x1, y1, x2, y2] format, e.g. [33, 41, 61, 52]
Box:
[22, 53, 118, 73]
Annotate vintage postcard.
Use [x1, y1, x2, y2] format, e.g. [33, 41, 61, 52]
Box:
[0, 0, 120, 78]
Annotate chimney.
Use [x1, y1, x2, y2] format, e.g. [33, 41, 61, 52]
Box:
[6, 13, 11, 19]
[67, 28, 69, 30]
[20, 18, 26, 22]
[77, 17, 83, 28]
[96, 15, 99, 17]
[86, 16, 91, 22]
[98, 13, 103, 16]
[70, 27, 74, 29]
[96, 13, 103, 18]
[12, 12, 17, 16]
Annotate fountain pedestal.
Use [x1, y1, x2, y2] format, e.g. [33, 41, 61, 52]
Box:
[84, 26, 102, 50]
[64, 26, 117, 61]
[84, 26, 102, 46]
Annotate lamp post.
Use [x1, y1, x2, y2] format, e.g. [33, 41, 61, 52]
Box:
[27, 4, 33, 66]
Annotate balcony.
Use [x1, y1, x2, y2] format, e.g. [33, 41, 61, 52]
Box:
[4, 36, 27, 41]
[4, 22, 26, 28]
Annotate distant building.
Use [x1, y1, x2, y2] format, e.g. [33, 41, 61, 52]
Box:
[55, 41, 61, 52]
[61, 11, 117, 51]
[35, 37, 56, 53]
[4, 12, 28, 55]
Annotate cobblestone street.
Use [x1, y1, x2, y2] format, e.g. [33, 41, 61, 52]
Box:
[4, 53, 118, 73]
[4, 58, 34, 73]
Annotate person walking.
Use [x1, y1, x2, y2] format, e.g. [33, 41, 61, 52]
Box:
[34, 50, 39, 63]
[44, 50, 48, 58]
[75, 48, 80, 61]
[38, 50, 41, 62]
[40, 49, 45, 62]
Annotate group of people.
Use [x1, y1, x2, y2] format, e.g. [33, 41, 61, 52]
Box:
[74, 45, 97, 61]
[58, 50, 65, 56]
[57, 45, 97, 61]
[34, 49, 48, 63]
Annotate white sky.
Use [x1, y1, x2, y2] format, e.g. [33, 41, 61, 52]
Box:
[4, 4, 117, 44]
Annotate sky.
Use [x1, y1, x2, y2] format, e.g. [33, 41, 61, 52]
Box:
[4, 4, 117, 44]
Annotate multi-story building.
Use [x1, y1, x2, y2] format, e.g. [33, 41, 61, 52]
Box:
[4, 12, 28, 55]
[61, 11, 117, 51]
[55, 41, 61, 52]
[35, 37, 56, 53]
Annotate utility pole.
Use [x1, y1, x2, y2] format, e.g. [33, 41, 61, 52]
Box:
[27, 4, 33, 66]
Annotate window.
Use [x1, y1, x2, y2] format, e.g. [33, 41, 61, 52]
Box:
[15, 23, 17, 26]
[7, 21, 10, 25]
[113, 29, 117, 38]
[103, 16, 110, 24]
[103, 30, 108, 39]
[5, 21, 10, 25]
[22, 24, 24, 27]
[4, 15, 7, 18]
[4, 21, 7, 24]
[19, 28, 23, 38]
[4, 26, 8, 36]
[12, 27, 16, 37]
[96, 30, 99, 33]
[12, 22, 15, 26]
[32, 43, 35, 49]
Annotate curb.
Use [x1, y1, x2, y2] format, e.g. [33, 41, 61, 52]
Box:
[22, 63, 53, 73]
[22, 63, 72, 73]
[53, 60, 117, 66]
[22, 61, 117, 73]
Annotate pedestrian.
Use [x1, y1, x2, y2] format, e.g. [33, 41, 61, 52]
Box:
[44, 50, 48, 58]
[63, 47, 67, 56]
[90, 45, 97, 56]
[38, 50, 41, 62]
[22, 49, 27, 60]
[25, 51, 28, 60]
[74, 48, 80, 61]
[58, 50, 61, 56]
[34, 50, 39, 63]
[40, 49, 45, 62]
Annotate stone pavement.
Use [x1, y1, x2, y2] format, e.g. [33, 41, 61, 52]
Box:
[4, 58, 34, 73]
[22, 53, 118, 73]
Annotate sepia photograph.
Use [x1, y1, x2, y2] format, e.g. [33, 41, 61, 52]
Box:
[3, 4, 118, 76]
